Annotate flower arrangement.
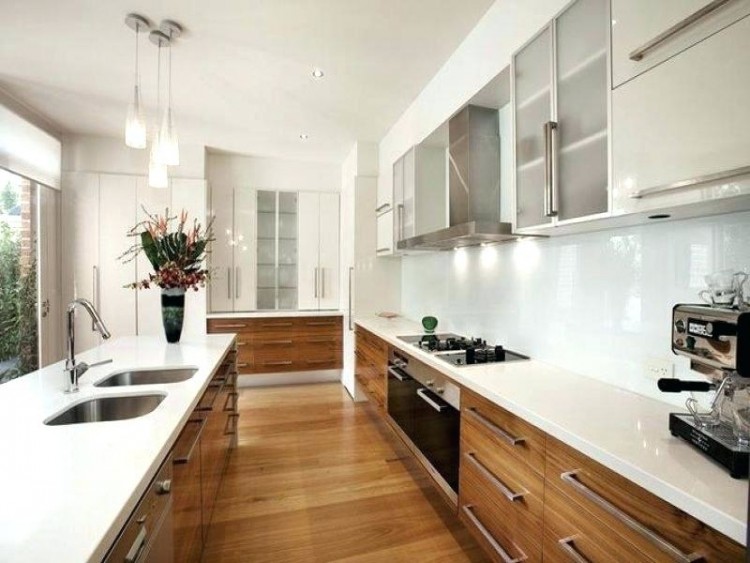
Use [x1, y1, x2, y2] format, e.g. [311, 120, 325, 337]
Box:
[120, 207, 214, 291]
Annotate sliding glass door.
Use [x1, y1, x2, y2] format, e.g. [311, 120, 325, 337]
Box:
[0, 168, 61, 384]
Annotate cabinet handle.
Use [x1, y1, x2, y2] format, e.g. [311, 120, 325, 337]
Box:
[375, 203, 390, 213]
[376, 247, 391, 253]
[237, 362, 249, 369]
[397, 203, 404, 240]
[629, 165, 750, 199]
[321, 267, 325, 299]
[560, 471, 702, 562]
[461, 505, 526, 563]
[464, 407, 525, 446]
[543, 121, 558, 218]
[262, 322, 293, 328]
[305, 321, 336, 326]
[235, 267, 241, 299]
[416, 388, 445, 412]
[388, 367, 408, 381]
[223, 391, 239, 412]
[214, 323, 247, 329]
[197, 382, 223, 411]
[125, 526, 147, 563]
[464, 452, 526, 502]
[558, 537, 590, 563]
[258, 339, 293, 345]
[305, 336, 337, 342]
[173, 418, 206, 464]
[629, 0, 732, 62]
[262, 360, 293, 366]
[348, 266, 354, 331]
[314, 267, 318, 298]
[227, 267, 231, 300]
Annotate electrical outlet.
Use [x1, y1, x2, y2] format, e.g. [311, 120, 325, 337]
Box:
[645, 357, 674, 381]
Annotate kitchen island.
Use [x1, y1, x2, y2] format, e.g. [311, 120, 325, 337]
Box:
[0, 334, 235, 563]
[355, 315, 747, 547]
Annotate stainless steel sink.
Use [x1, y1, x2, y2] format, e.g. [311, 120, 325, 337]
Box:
[94, 367, 198, 387]
[44, 394, 166, 426]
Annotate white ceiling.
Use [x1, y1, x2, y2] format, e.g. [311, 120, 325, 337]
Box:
[0, 0, 494, 163]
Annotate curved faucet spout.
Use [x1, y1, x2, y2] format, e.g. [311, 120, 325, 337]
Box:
[65, 298, 112, 392]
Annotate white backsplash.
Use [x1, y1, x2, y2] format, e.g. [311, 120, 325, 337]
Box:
[401, 211, 750, 407]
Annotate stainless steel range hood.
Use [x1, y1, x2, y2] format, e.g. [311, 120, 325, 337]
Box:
[398, 104, 523, 251]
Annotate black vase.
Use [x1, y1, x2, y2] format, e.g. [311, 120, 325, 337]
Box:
[161, 288, 185, 343]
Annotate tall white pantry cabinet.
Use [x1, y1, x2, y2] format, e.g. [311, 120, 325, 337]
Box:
[61, 172, 207, 350]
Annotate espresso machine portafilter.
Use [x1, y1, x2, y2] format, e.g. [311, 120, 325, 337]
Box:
[659, 304, 750, 478]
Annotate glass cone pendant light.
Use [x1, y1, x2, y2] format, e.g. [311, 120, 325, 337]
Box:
[148, 30, 169, 188]
[156, 21, 181, 165]
[124, 14, 148, 149]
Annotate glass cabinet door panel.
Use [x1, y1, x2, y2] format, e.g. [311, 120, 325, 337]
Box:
[514, 25, 553, 229]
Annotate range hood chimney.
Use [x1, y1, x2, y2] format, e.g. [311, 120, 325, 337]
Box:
[398, 105, 525, 251]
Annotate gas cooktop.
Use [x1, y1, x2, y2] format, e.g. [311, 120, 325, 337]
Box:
[397, 333, 529, 366]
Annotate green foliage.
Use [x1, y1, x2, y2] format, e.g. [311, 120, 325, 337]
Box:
[0, 223, 20, 360]
[0, 182, 18, 214]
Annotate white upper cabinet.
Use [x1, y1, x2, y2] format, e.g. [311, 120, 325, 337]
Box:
[611, 0, 750, 88]
[612, 13, 750, 216]
[208, 184, 236, 313]
[297, 192, 339, 310]
[513, 0, 610, 233]
[233, 187, 256, 311]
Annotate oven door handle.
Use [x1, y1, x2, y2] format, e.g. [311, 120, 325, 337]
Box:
[416, 388, 445, 412]
[388, 366, 409, 381]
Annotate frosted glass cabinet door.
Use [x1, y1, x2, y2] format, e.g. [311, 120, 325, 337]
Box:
[514, 25, 553, 230]
[555, 0, 609, 221]
[256, 190, 277, 310]
[401, 148, 416, 241]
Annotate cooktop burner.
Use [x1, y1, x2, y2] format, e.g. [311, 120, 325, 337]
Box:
[396, 333, 529, 366]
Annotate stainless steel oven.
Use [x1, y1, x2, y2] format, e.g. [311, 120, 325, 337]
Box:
[387, 348, 460, 501]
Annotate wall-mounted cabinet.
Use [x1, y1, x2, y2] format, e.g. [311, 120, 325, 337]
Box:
[513, 0, 610, 234]
[612, 9, 750, 217]
[298, 192, 340, 310]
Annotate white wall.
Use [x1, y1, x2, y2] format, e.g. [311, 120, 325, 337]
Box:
[206, 152, 340, 192]
[401, 211, 750, 407]
[62, 134, 206, 179]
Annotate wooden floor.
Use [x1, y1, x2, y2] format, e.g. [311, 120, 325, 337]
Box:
[202, 383, 487, 563]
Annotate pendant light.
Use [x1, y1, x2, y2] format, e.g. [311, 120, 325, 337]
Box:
[148, 30, 169, 188]
[124, 14, 149, 149]
[156, 21, 182, 166]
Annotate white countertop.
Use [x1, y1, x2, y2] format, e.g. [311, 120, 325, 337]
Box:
[207, 310, 343, 319]
[355, 315, 748, 545]
[0, 334, 235, 563]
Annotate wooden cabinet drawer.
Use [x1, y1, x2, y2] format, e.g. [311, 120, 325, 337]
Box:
[460, 425, 544, 520]
[461, 389, 546, 474]
[299, 334, 342, 352]
[459, 453, 543, 563]
[543, 479, 647, 563]
[546, 437, 744, 562]
[207, 319, 254, 334]
[297, 316, 342, 334]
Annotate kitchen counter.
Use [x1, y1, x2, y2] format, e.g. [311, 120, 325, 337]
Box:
[207, 310, 342, 319]
[355, 315, 748, 545]
[0, 334, 235, 563]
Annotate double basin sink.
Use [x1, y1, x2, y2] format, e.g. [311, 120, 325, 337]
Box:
[45, 367, 198, 426]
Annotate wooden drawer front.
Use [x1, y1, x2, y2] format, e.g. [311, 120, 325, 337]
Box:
[298, 316, 342, 335]
[462, 389, 546, 474]
[354, 348, 385, 410]
[356, 326, 387, 356]
[299, 334, 342, 353]
[543, 480, 647, 563]
[460, 425, 544, 520]
[207, 319, 254, 335]
[459, 454, 543, 563]
[546, 437, 744, 562]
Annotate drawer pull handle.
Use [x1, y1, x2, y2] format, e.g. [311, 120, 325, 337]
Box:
[387, 366, 409, 381]
[258, 339, 293, 345]
[214, 323, 248, 329]
[464, 452, 526, 502]
[263, 360, 293, 366]
[125, 526, 147, 563]
[236, 341, 248, 347]
[560, 471, 702, 562]
[224, 412, 240, 435]
[173, 418, 206, 465]
[558, 537, 589, 563]
[305, 337, 337, 343]
[461, 505, 526, 563]
[464, 407, 525, 446]
[628, 165, 750, 199]
[306, 321, 336, 326]
[628, 0, 732, 62]
[262, 322, 293, 327]
[237, 362, 249, 368]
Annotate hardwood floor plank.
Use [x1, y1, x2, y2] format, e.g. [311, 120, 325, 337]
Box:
[202, 383, 487, 562]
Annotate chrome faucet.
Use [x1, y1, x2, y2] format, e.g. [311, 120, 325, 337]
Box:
[65, 298, 112, 393]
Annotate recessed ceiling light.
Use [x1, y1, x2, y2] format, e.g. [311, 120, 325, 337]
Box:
[299, 134, 309, 141]
[312, 68, 325, 79]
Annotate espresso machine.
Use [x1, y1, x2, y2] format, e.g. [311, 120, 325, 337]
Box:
[658, 304, 750, 479]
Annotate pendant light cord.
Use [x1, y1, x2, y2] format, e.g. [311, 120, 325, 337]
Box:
[134, 22, 139, 86]
[156, 40, 161, 122]
[168, 35, 172, 110]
